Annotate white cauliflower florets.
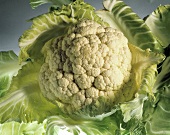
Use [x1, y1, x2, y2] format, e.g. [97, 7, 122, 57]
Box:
[39, 19, 132, 114]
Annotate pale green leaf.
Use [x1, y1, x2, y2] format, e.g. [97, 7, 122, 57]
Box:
[19, 0, 108, 62]
[96, 0, 163, 52]
[145, 5, 170, 48]
[0, 51, 22, 97]
[0, 62, 58, 123]
[30, 0, 74, 9]
[0, 120, 46, 135]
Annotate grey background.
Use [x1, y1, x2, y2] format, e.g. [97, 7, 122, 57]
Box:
[0, 0, 170, 54]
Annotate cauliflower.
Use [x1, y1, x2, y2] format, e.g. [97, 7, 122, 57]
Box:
[39, 19, 132, 115]
[0, 1, 166, 134]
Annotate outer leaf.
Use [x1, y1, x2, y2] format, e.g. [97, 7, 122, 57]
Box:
[0, 120, 46, 135]
[45, 113, 121, 135]
[30, 0, 74, 9]
[0, 61, 58, 123]
[117, 45, 164, 131]
[153, 56, 170, 92]
[145, 85, 170, 135]
[120, 94, 148, 123]
[19, 0, 108, 62]
[145, 5, 170, 48]
[0, 51, 22, 97]
[29, 0, 49, 9]
[143, 55, 170, 135]
[45, 110, 146, 135]
[96, 0, 163, 52]
[118, 44, 164, 102]
[117, 118, 146, 135]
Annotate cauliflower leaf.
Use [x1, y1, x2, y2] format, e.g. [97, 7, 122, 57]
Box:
[96, 0, 163, 52]
[19, 0, 108, 62]
[0, 60, 58, 123]
[0, 120, 46, 135]
[145, 5, 170, 48]
[45, 114, 119, 135]
[143, 55, 170, 135]
[0, 51, 22, 97]
[30, 0, 74, 9]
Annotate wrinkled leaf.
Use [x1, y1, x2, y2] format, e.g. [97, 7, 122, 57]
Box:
[19, 0, 108, 62]
[30, 0, 74, 9]
[0, 120, 46, 135]
[0, 61, 58, 123]
[0, 51, 22, 97]
[96, 0, 163, 52]
[145, 5, 170, 48]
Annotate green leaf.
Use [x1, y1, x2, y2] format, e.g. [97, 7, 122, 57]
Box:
[29, 0, 49, 9]
[30, 0, 74, 9]
[153, 56, 170, 92]
[0, 120, 46, 135]
[143, 55, 170, 135]
[19, 0, 108, 62]
[117, 118, 146, 135]
[96, 0, 163, 52]
[120, 94, 148, 123]
[116, 44, 164, 131]
[118, 44, 164, 103]
[145, 86, 170, 135]
[45, 113, 121, 135]
[0, 51, 22, 97]
[145, 5, 170, 48]
[0, 61, 58, 123]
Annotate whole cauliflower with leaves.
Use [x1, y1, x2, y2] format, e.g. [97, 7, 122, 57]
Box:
[0, 0, 167, 134]
[39, 19, 132, 115]
[16, 0, 164, 117]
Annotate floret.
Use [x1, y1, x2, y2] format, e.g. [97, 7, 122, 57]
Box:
[39, 19, 132, 114]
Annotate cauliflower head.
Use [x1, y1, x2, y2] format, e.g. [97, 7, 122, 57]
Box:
[39, 19, 132, 115]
